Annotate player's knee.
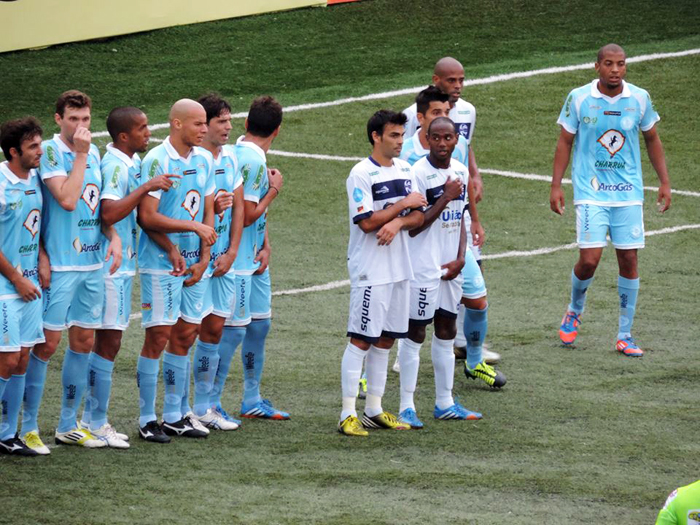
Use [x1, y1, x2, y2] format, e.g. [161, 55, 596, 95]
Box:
[407, 323, 426, 344]
[34, 332, 61, 359]
[200, 316, 225, 344]
[434, 317, 457, 340]
[16, 349, 31, 374]
[142, 327, 169, 358]
[96, 332, 122, 361]
[247, 318, 271, 340]
[0, 352, 21, 375]
[463, 297, 488, 310]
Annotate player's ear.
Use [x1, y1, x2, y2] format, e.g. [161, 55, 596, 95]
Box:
[244, 118, 249, 131]
[54, 113, 62, 127]
[272, 125, 281, 138]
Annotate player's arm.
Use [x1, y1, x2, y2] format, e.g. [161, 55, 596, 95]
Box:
[254, 226, 271, 275]
[442, 216, 467, 281]
[642, 125, 671, 212]
[38, 239, 50, 289]
[0, 249, 40, 301]
[42, 128, 91, 211]
[138, 195, 216, 245]
[101, 174, 180, 227]
[466, 177, 484, 247]
[244, 168, 282, 226]
[214, 184, 244, 277]
[357, 192, 427, 234]
[550, 127, 575, 215]
[468, 147, 483, 203]
[101, 223, 122, 275]
[409, 177, 464, 237]
[142, 229, 185, 276]
[184, 193, 215, 287]
[376, 210, 424, 246]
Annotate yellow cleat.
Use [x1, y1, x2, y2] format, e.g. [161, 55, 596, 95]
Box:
[22, 430, 50, 455]
[362, 411, 410, 430]
[54, 427, 106, 448]
[338, 415, 369, 437]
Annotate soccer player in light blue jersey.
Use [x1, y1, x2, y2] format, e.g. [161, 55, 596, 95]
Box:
[0, 118, 46, 456]
[78, 107, 178, 448]
[219, 96, 288, 420]
[188, 93, 244, 431]
[136, 99, 218, 442]
[551, 44, 672, 357]
[23, 91, 122, 451]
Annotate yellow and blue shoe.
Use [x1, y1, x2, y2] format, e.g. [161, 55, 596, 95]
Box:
[398, 408, 423, 429]
[54, 427, 107, 448]
[434, 402, 482, 421]
[559, 311, 581, 345]
[361, 411, 410, 430]
[22, 430, 50, 455]
[338, 415, 369, 437]
[464, 361, 507, 388]
[616, 337, 644, 357]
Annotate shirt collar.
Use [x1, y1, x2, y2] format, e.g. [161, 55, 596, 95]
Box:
[590, 79, 631, 101]
[106, 143, 136, 168]
[163, 136, 194, 162]
[213, 144, 234, 163]
[53, 133, 74, 154]
[235, 135, 266, 162]
[0, 161, 35, 185]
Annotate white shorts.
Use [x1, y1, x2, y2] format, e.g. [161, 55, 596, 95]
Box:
[101, 274, 133, 331]
[346, 280, 409, 344]
[409, 278, 463, 325]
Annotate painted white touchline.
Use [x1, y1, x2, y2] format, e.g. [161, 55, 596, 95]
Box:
[126, 223, 699, 319]
[92, 48, 700, 139]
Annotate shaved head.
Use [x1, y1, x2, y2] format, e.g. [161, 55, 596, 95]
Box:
[597, 43, 625, 63]
[170, 98, 205, 123]
[434, 57, 464, 78]
[169, 98, 207, 148]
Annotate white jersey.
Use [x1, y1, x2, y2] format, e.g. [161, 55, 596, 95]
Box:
[346, 157, 418, 287]
[403, 98, 476, 145]
[408, 156, 468, 282]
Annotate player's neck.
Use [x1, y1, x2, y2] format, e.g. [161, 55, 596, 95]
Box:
[169, 134, 193, 158]
[242, 133, 272, 153]
[113, 142, 135, 158]
[597, 80, 623, 98]
[428, 153, 450, 170]
[201, 139, 222, 158]
[370, 151, 393, 167]
[58, 132, 75, 152]
[7, 159, 30, 180]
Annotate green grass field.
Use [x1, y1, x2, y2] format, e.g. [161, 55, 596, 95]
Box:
[1, 1, 700, 523]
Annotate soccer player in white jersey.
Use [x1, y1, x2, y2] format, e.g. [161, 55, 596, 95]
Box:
[77, 107, 178, 448]
[551, 44, 671, 357]
[22, 91, 121, 451]
[136, 99, 217, 442]
[188, 93, 244, 431]
[0, 118, 46, 456]
[338, 109, 427, 437]
[397, 116, 487, 428]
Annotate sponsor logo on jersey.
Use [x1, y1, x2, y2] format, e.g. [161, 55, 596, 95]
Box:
[624, 107, 637, 112]
[215, 168, 225, 175]
[182, 190, 201, 219]
[376, 185, 390, 195]
[19, 243, 38, 254]
[72, 238, 102, 254]
[604, 111, 621, 116]
[357, 206, 364, 213]
[24, 189, 36, 195]
[597, 129, 625, 157]
[457, 122, 472, 139]
[241, 164, 251, 184]
[110, 165, 121, 189]
[417, 287, 429, 317]
[589, 105, 601, 110]
[353, 188, 363, 203]
[252, 166, 264, 191]
[582, 116, 598, 125]
[183, 169, 197, 176]
[368, 171, 379, 177]
[404, 179, 412, 193]
[427, 174, 437, 180]
[46, 145, 59, 168]
[147, 159, 160, 180]
[23, 209, 40, 239]
[81, 183, 100, 214]
[78, 218, 100, 227]
[595, 160, 626, 170]
[565, 95, 572, 117]
[180, 248, 201, 260]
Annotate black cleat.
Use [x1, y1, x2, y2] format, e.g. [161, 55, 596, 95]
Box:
[139, 421, 171, 443]
[162, 418, 208, 439]
[0, 434, 40, 456]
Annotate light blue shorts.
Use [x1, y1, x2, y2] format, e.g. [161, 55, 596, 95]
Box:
[101, 274, 133, 331]
[140, 273, 211, 328]
[43, 270, 104, 331]
[205, 270, 237, 319]
[576, 204, 644, 249]
[225, 269, 271, 327]
[0, 295, 45, 352]
[461, 249, 487, 299]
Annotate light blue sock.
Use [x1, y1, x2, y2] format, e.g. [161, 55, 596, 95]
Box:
[57, 348, 90, 433]
[211, 327, 245, 407]
[0, 376, 8, 438]
[180, 356, 191, 416]
[21, 351, 48, 435]
[87, 353, 114, 430]
[617, 276, 640, 340]
[137, 355, 160, 428]
[241, 319, 271, 408]
[568, 270, 594, 315]
[80, 353, 94, 427]
[0, 376, 7, 404]
[465, 307, 488, 370]
[193, 340, 220, 416]
[162, 352, 188, 424]
[1, 374, 25, 440]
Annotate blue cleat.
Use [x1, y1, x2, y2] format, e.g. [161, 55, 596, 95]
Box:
[559, 311, 581, 345]
[616, 337, 644, 357]
[241, 399, 290, 420]
[434, 402, 482, 421]
[213, 404, 242, 426]
[398, 408, 424, 429]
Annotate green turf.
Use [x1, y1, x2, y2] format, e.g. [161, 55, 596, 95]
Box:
[2, 1, 700, 524]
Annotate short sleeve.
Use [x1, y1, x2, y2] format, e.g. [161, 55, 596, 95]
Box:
[204, 157, 216, 197]
[140, 154, 164, 200]
[557, 91, 579, 134]
[101, 160, 127, 201]
[39, 142, 67, 180]
[640, 91, 660, 132]
[242, 159, 266, 204]
[347, 169, 374, 224]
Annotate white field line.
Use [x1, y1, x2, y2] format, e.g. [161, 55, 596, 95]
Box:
[127, 222, 700, 319]
[92, 48, 700, 139]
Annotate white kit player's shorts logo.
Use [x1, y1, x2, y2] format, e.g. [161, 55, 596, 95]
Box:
[597, 129, 625, 157]
[81, 183, 100, 214]
[23, 209, 40, 239]
[182, 190, 201, 220]
[215, 189, 227, 221]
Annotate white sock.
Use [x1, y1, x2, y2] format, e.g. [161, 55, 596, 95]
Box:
[432, 334, 455, 410]
[398, 338, 422, 412]
[364, 345, 390, 417]
[455, 305, 467, 347]
[340, 342, 366, 421]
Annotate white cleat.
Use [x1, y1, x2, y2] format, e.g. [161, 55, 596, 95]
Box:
[81, 420, 128, 441]
[184, 412, 210, 435]
[90, 424, 130, 449]
[22, 430, 51, 455]
[481, 346, 501, 364]
[55, 428, 107, 448]
[195, 408, 239, 431]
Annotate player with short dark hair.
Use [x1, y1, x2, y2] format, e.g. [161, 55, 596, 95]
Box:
[551, 43, 671, 357]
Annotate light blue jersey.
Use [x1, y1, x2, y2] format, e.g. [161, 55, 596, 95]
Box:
[399, 131, 468, 166]
[558, 80, 659, 206]
[210, 144, 242, 273]
[138, 136, 215, 274]
[100, 144, 141, 276]
[39, 134, 102, 271]
[0, 163, 43, 299]
[235, 137, 268, 275]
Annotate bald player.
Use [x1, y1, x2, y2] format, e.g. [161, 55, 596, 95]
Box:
[136, 99, 217, 442]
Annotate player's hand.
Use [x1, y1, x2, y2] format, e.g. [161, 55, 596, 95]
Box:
[214, 191, 234, 215]
[471, 176, 484, 203]
[167, 246, 186, 276]
[253, 244, 270, 275]
[376, 218, 401, 246]
[268, 168, 283, 194]
[444, 177, 464, 200]
[146, 174, 180, 192]
[550, 186, 565, 215]
[12, 275, 41, 302]
[470, 220, 485, 247]
[183, 260, 206, 287]
[441, 258, 465, 281]
[403, 191, 428, 210]
[194, 223, 217, 246]
[105, 235, 122, 275]
[73, 127, 92, 154]
[657, 182, 672, 213]
[38, 249, 51, 289]
[213, 251, 235, 277]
